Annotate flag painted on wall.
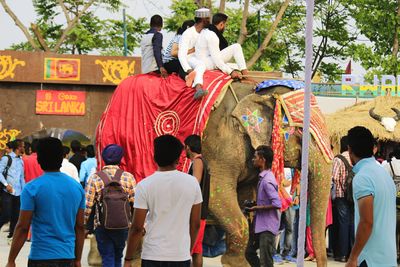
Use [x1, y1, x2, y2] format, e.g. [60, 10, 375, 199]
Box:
[44, 58, 80, 81]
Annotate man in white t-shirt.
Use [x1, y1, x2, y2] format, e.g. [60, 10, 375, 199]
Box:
[124, 135, 202, 267]
[60, 146, 80, 183]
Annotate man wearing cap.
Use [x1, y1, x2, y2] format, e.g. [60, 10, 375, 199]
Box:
[85, 144, 136, 267]
[195, 13, 251, 81]
[178, 8, 210, 100]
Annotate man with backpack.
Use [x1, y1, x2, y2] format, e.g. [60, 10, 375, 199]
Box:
[184, 134, 210, 267]
[85, 144, 136, 267]
[331, 136, 354, 262]
[0, 139, 25, 241]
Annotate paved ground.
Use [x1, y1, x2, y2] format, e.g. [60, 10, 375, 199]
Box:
[0, 228, 347, 267]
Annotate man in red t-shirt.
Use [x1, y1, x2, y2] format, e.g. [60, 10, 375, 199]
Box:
[23, 139, 43, 183]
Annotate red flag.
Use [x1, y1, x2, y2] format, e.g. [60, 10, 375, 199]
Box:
[345, 60, 352, 74]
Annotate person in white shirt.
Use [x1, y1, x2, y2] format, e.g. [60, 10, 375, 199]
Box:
[178, 8, 210, 100]
[195, 13, 252, 83]
[382, 148, 400, 179]
[124, 135, 202, 267]
[60, 146, 80, 183]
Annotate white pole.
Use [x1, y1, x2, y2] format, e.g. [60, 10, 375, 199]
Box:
[296, 0, 315, 266]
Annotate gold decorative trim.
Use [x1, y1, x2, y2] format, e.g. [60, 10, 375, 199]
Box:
[95, 59, 135, 85]
[0, 56, 26, 80]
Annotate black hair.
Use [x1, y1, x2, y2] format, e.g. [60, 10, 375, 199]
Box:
[339, 136, 349, 153]
[154, 135, 183, 167]
[62, 146, 70, 158]
[6, 141, 15, 150]
[177, 20, 195, 35]
[86, 145, 95, 158]
[184, 134, 201, 154]
[37, 137, 63, 171]
[70, 140, 81, 153]
[347, 126, 374, 159]
[150, 15, 163, 28]
[13, 139, 24, 152]
[255, 145, 274, 169]
[392, 146, 400, 159]
[24, 142, 31, 155]
[31, 139, 39, 153]
[212, 13, 228, 25]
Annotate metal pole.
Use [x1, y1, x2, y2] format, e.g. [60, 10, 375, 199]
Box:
[123, 9, 128, 56]
[257, 10, 261, 48]
[296, 0, 315, 266]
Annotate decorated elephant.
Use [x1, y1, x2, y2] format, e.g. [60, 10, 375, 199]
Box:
[93, 74, 332, 267]
[201, 82, 331, 267]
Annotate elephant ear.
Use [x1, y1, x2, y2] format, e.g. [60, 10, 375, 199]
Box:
[231, 94, 275, 149]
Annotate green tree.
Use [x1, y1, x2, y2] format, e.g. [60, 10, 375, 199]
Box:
[1, 0, 147, 55]
[273, 0, 356, 81]
[342, 0, 400, 76]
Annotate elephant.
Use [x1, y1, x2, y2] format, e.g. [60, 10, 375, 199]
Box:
[201, 82, 331, 267]
[90, 78, 332, 267]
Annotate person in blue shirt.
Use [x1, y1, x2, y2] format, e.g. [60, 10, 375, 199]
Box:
[0, 139, 25, 240]
[346, 126, 397, 267]
[6, 137, 86, 267]
[79, 144, 97, 188]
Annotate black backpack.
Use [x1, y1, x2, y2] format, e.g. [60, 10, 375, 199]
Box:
[0, 155, 12, 190]
[336, 154, 355, 205]
[96, 169, 132, 229]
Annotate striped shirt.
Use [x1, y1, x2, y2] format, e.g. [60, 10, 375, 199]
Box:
[163, 35, 181, 63]
[332, 151, 352, 198]
[84, 165, 136, 227]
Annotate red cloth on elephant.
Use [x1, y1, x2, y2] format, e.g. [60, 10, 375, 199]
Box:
[96, 71, 231, 182]
[271, 99, 292, 211]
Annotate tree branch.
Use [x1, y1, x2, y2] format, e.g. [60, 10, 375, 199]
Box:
[53, 0, 96, 53]
[392, 0, 400, 57]
[219, 0, 226, 12]
[247, 0, 291, 68]
[58, 0, 71, 24]
[237, 0, 250, 45]
[0, 0, 40, 51]
[31, 23, 50, 51]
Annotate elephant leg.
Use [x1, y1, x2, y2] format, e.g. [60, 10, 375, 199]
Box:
[308, 142, 331, 267]
[209, 179, 250, 267]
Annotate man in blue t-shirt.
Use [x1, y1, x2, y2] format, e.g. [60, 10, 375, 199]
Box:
[346, 127, 397, 267]
[6, 137, 86, 267]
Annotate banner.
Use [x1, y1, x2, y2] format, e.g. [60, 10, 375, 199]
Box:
[36, 90, 86, 116]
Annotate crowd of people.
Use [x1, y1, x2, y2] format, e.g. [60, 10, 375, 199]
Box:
[0, 126, 397, 267]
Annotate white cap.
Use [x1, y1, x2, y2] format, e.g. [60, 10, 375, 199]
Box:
[195, 8, 211, 18]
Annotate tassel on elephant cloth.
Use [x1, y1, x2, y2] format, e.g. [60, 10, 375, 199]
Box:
[271, 99, 292, 211]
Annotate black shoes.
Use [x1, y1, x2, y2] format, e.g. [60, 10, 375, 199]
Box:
[334, 256, 347, 262]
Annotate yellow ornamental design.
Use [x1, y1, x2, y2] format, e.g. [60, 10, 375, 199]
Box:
[0, 129, 21, 150]
[95, 60, 135, 85]
[0, 56, 26, 80]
